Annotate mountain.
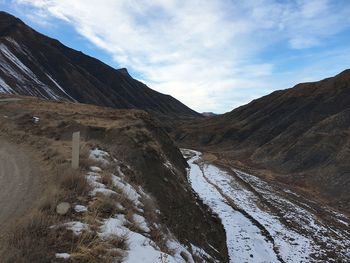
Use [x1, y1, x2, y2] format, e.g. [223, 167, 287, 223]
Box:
[0, 11, 199, 117]
[201, 112, 218, 117]
[175, 70, 350, 213]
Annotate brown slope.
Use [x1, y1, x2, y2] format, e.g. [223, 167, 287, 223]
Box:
[0, 93, 228, 262]
[175, 69, 350, 213]
[0, 11, 199, 117]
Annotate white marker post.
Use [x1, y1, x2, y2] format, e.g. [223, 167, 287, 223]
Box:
[72, 131, 80, 169]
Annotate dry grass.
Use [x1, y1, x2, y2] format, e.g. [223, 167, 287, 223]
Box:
[100, 170, 114, 189]
[70, 245, 124, 263]
[0, 121, 175, 263]
[201, 152, 217, 162]
[1, 148, 96, 262]
[69, 230, 128, 263]
[38, 164, 91, 215]
[3, 210, 57, 263]
[79, 143, 99, 170]
[123, 210, 142, 233]
[59, 166, 91, 198]
[105, 234, 129, 251]
[0, 96, 188, 262]
[90, 193, 120, 217]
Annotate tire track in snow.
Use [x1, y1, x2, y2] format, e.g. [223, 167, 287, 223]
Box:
[199, 168, 285, 263]
[183, 148, 349, 262]
[185, 150, 281, 263]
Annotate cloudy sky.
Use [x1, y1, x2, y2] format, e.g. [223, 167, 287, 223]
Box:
[2, 0, 350, 113]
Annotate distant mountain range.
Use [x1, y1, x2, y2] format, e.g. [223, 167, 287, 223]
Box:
[0, 11, 199, 117]
[201, 112, 217, 117]
[175, 70, 350, 212]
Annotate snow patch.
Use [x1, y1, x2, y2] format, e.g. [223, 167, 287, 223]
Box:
[0, 77, 12, 93]
[81, 148, 205, 262]
[163, 160, 176, 174]
[55, 253, 70, 259]
[0, 43, 60, 100]
[90, 166, 102, 172]
[45, 73, 76, 101]
[74, 205, 88, 213]
[89, 148, 110, 165]
[111, 174, 142, 206]
[132, 214, 150, 232]
[64, 221, 88, 235]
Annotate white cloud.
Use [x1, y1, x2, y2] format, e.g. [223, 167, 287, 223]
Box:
[12, 0, 350, 113]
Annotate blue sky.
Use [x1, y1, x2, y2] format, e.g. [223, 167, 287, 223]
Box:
[1, 0, 350, 113]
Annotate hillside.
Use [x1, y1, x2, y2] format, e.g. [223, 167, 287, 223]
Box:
[0, 94, 227, 262]
[175, 69, 350, 213]
[0, 11, 199, 117]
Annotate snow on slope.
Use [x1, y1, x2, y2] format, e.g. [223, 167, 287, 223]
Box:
[182, 149, 350, 263]
[0, 76, 12, 93]
[0, 39, 73, 100]
[56, 148, 210, 262]
[232, 169, 350, 261]
[184, 150, 280, 263]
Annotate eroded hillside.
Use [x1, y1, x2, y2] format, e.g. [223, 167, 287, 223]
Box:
[174, 70, 350, 215]
[0, 94, 228, 262]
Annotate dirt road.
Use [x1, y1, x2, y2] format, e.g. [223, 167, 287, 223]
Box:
[0, 139, 42, 245]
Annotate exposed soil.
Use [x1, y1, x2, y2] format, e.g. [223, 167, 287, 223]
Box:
[0, 94, 228, 262]
[0, 138, 44, 254]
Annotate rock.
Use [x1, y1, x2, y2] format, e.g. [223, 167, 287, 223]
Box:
[56, 202, 71, 215]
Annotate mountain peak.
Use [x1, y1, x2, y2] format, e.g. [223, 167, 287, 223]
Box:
[118, 67, 130, 76]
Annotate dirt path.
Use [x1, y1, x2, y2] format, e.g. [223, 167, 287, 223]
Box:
[182, 149, 350, 263]
[0, 138, 43, 247]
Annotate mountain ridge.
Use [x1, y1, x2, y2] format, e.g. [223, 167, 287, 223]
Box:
[175, 69, 350, 213]
[0, 11, 200, 117]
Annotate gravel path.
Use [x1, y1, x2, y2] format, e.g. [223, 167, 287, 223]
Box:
[0, 138, 42, 252]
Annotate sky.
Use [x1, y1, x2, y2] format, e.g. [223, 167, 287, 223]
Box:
[1, 0, 350, 113]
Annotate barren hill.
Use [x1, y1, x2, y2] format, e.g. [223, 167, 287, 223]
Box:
[0, 93, 227, 262]
[0, 11, 199, 117]
[175, 70, 350, 213]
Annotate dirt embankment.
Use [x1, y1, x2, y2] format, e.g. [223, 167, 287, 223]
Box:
[0, 94, 229, 262]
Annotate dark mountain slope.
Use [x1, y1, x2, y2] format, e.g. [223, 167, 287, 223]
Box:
[175, 70, 350, 212]
[0, 11, 199, 117]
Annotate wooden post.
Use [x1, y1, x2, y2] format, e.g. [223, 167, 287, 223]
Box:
[72, 131, 80, 169]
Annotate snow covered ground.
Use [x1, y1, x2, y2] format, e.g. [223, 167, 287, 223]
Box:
[182, 149, 350, 263]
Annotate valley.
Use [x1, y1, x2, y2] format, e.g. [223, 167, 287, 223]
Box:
[183, 149, 350, 263]
[0, 10, 349, 263]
